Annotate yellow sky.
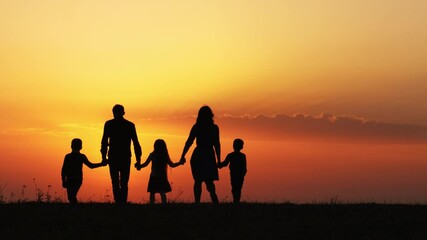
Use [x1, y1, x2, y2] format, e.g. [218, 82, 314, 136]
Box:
[1, 0, 427, 126]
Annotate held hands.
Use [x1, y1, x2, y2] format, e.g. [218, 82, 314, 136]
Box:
[101, 159, 108, 167]
[134, 162, 142, 171]
[101, 157, 108, 166]
[134, 157, 142, 170]
[217, 161, 225, 169]
[179, 157, 186, 165]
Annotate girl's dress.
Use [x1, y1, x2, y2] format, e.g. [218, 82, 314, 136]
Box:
[146, 153, 172, 193]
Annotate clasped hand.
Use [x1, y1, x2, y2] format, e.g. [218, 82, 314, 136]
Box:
[179, 157, 186, 165]
[217, 161, 225, 169]
[101, 158, 109, 166]
[134, 162, 142, 170]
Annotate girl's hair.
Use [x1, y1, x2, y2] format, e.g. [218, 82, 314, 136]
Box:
[196, 105, 214, 125]
[153, 139, 171, 171]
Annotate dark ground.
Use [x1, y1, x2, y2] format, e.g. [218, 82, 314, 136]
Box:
[1, 202, 427, 239]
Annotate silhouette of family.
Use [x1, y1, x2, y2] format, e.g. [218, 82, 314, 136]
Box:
[61, 105, 247, 204]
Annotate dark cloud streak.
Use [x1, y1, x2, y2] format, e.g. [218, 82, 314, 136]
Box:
[217, 113, 427, 144]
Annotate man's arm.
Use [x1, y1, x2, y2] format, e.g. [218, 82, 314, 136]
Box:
[131, 124, 142, 164]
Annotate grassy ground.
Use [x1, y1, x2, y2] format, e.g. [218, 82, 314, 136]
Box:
[1, 202, 427, 239]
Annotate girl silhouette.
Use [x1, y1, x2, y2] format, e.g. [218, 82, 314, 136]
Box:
[136, 139, 182, 204]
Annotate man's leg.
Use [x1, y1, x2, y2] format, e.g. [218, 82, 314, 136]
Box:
[118, 158, 131, 203]
[109, 161, 121, 203]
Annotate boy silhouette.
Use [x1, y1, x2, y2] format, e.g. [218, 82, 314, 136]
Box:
[61, 138, 106, 203]
[219, 138, 247, 203]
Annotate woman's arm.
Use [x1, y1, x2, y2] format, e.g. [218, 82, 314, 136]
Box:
[214, 125, 221, 164]
[180, 125, 196, 163]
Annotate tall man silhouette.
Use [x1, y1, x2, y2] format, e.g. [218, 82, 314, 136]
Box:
[101, 104, 142, 203]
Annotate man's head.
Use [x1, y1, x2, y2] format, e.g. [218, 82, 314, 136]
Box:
[112, 104, 125, 119]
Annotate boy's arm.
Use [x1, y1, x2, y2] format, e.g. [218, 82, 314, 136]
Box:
[83, 154, 104, 169]
[220, 154, 231, 167]
[61, 157, 66, 180]
[91, 162, 106, 168]
[243, 154, 247, 174]
[61, 156, 68, 187]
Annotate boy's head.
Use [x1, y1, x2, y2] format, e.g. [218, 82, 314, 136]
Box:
[71, 138, 82, 151]
[233, 138, 244, 151]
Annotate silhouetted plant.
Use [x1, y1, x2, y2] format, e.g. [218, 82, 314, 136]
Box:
[52, 191, 63, 203]
[33, 178, 44, 202]
[9, 192, 16, 202]
[46, 185, 52, 202]
[102, 188, 112, 203]
[170, 182, 184, 203]
[20, 185, 28, 202]
[329, 196, 341, 205]
[0, 185, 5, 203]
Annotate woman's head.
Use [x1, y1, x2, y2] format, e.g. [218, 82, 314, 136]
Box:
[196, 105, 214, 124]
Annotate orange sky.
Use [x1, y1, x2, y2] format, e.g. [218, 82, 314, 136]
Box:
[1, 0, 427, 203]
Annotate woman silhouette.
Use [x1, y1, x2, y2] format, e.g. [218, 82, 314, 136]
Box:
[180, 106, 220, 203]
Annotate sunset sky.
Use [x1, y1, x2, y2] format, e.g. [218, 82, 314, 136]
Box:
[1, 0, 427, 203]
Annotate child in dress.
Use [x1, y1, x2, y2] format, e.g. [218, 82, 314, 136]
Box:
[219, 138, 247, 203]
[61, 138, 106, 203]
[135, 139, 183, 204]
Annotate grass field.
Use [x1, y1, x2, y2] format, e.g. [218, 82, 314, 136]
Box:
[1, 202, 427, 239]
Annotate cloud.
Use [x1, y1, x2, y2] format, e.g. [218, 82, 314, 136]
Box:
[1, 123, 102, 138]
[216, 113, 427, 143]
